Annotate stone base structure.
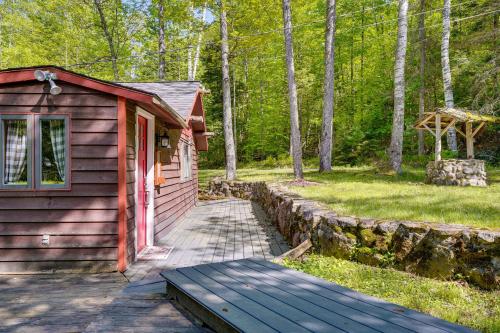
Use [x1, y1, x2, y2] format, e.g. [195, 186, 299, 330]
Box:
[207, 179, 499, 289]
[426, 159, 487, 187]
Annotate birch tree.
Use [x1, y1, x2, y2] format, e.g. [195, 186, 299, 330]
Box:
[218, 0, 237, 180]
[187, 2, 207, 81]
[418, 0, 426, 155]
[158, 0, 166, 80]
[441, 0, 458, 151]
[388, 0, 408, 174]
[282, 0, 303, 180]
[191, 2, 207, 80]
[319, 0, 336, 172]
[93, 0, 119, 80]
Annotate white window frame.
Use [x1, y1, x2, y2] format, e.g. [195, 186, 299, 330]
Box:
[180, 140, 193, 181]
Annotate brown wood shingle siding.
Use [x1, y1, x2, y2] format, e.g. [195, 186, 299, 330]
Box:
[0, 81, 119, 273]
[126, 107, 199, 246]
[154, 129, 198, 242]
[126, 101, 136, 264]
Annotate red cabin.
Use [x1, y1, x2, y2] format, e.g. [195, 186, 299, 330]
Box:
[0, 66, 209, 273]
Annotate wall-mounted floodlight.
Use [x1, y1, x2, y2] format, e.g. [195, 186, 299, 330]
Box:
[34, 70, 62, 95]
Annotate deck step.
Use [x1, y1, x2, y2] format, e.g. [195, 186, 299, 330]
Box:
[161, 259, 477, 333]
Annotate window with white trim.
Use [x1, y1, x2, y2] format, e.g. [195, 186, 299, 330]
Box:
[0, 114, 70, 189]
[180, 140, 192, 180]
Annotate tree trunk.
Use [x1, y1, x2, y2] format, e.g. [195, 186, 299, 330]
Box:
[418, 0, 426, 155]
[282, 0, 303, 180]
[158, 0, 166, 80]
[441, 0, 458, 151]
[232, 68, 237, 161]
[192, 2, 207, 80]
[494, 14, 498, 93]
[389, 0, 409, 174]
[187, 46, 193, 80]
[360, 5, 365, 115]
[218, 0, 237, 180]
[319, 0, 336, 172]
[93, 0, 119, 80]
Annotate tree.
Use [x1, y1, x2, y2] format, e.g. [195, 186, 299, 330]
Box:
[388, 0, 408, 174]
[93, 0, 119, 80]
[191, 2, 207, 80]
[158, 0, 166, 80]
[418, 0, 426, 155]
[218, 0, 237, 180]
[282, 0, 303, 180]
[319, 0, 336, 172]
[441, 0, 458, 151]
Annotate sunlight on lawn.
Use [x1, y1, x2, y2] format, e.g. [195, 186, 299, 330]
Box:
[284, 255, 500, 333]
[199, 166, 500, 229]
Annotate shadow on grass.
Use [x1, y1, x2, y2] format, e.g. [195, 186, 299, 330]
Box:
[199, 166, 499, 228]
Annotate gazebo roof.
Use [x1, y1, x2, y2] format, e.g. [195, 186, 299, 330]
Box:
[415, 107, 499, 130]
[435, 107, 499, 123]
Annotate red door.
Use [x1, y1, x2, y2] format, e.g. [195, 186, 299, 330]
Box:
[137, 116, 148, 252]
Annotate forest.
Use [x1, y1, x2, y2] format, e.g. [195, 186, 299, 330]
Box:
[0, 0, 498, 171]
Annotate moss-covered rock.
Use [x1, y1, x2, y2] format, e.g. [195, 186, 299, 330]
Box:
[354, 247, 384, 266]
[374, 233, 393, 252]
[359, 229, 377, 247]
[318, 227, 355, 259]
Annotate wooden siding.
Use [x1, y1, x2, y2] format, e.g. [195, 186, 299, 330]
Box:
[154, 126, 198, 242]
[125, 101, 136, 265]
[0, 81, 119, 273]
[125, 108, 199, 249]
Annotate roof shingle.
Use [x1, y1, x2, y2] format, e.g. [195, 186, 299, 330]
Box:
[118, 81, 200, 120]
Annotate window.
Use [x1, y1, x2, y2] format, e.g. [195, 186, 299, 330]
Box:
[37, 116, 69, 189]
[0, 114, 69, 190]
[181, 141, 192, 180]
[0, 115, 32, 188]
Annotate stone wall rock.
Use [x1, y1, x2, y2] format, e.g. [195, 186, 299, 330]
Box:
[207, 178, 499, 289]
[426, 159, 487, 187]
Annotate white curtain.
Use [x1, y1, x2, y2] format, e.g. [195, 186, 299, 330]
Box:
[4, 120, 27, 184]
[49, 120, 65, 181]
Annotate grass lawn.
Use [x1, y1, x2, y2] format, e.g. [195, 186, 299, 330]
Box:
[283, 255, 500, 333]
[199, 166, 500, 229]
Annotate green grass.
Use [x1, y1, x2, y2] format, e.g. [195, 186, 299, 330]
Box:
[199, 166, 500, 229]
[283, 255, 500, 333]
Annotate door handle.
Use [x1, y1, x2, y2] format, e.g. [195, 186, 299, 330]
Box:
[145, 190, 150, 206]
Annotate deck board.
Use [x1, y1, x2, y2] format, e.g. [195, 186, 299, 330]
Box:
[157, 199, 289, 269]
[194, 264, 345, 333]
[165, 270, 276, 333]
[162, 259, 478, 333]
[247, 259, 476, 333]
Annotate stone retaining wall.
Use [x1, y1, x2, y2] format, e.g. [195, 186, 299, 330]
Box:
[208, 179, 499, 289]
[426, 159, 487, 187]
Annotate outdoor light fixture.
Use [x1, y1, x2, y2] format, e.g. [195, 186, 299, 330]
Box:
[34, 70, 62, 95]
[158, 132, 171, 148]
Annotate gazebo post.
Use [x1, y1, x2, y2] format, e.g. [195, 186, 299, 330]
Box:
[465, 121, 474, 159]
[435, 113, 441, 163]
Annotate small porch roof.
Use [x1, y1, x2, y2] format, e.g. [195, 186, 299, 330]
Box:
[118, 81, 209, 150]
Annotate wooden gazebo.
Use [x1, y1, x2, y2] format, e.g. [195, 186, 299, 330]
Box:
[414, 107, 499, 162]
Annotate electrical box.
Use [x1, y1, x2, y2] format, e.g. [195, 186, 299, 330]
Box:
[42, 234, 50, 246]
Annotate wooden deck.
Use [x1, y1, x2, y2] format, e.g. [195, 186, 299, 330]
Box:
[0, 273, 206, 333]
[162, 259, 477, 333]
[0, 199, 288, 333]
[158, 199, 289, 268]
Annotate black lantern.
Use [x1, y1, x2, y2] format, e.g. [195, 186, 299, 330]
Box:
[158, 132, 170, 148]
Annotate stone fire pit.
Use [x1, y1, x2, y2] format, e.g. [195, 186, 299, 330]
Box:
[426, 159, 487, 187]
